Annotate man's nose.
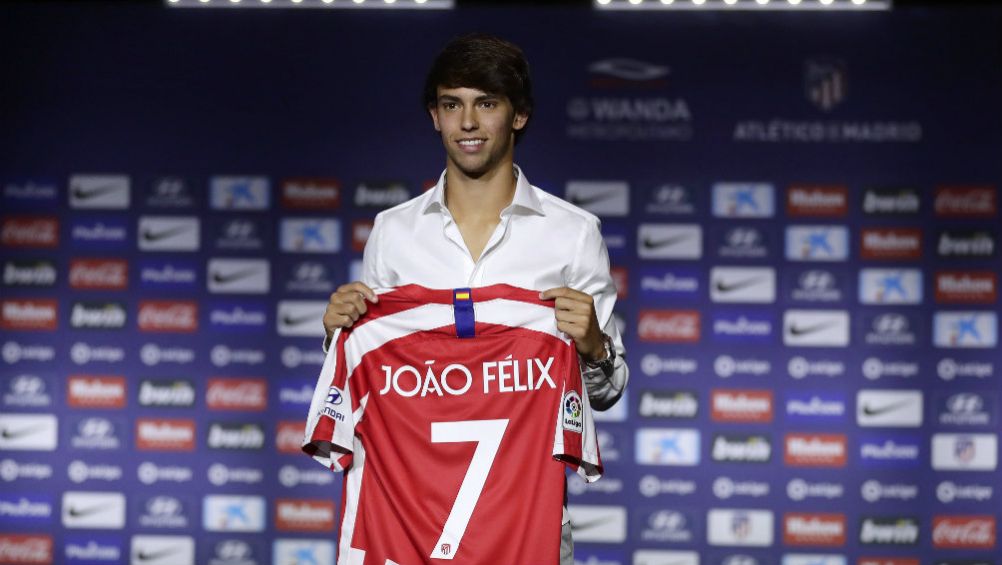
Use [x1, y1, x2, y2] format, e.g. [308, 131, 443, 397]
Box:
[461, 106, 478, 130]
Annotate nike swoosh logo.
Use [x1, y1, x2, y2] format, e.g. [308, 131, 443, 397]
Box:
[72, 184, 123, 200]
[67, 503, 111, 518]
[643, 233, 692, 250]
[142, 226, 191, 242]
[570, 190, 621, 207]
[211, 268, 261, 284]
[862, 399, 914, 417]
[569, 516, 615, 532]
[788, 320, 840, 336]
[136, 547, 181, 562]
[283, 313, 319, 327]
[715, 276, 766, 294]
[0, 426, 37, 440]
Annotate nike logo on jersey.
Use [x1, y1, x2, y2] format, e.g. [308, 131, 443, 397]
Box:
[861, 399, 915, 417]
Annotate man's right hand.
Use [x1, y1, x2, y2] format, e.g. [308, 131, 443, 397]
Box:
[323, 282, 378, 341]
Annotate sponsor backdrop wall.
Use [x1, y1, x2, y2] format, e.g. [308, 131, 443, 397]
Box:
[1, 4, 1001, 565]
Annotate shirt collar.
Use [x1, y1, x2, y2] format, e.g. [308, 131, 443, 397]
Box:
[421, 164, 545, 217]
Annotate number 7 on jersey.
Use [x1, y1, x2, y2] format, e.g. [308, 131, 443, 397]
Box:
[429, 419, 509, 559]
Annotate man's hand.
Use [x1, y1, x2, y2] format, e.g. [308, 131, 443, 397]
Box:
[323, 282, 378, 341]
[539, 287, 606, 362]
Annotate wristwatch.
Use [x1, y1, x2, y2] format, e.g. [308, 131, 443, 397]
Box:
[584, 332, 616, 372]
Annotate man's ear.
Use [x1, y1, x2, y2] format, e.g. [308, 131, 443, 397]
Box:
[512, 111, 529, 131]
[429, 106, 441, 132]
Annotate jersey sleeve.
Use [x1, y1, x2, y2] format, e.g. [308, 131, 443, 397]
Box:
[302, 327, 356, 472]
[552, 340, 603, 482]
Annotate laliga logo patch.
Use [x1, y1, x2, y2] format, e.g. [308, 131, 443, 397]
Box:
[563, 391, 584, 433]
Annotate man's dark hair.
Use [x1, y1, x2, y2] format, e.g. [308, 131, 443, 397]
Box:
[423, 33, 533, 142]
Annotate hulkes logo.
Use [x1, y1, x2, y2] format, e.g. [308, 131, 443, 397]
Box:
[787, 185, 848, 217]
[281, 178, 340, 209]
[935, 272, 996, 304]
[863, 187, 921, 214]
[1, 300, 57, 331]
[783, 513, 846, 546]
[209, 176, 270, 210]
[712, 183, 774, 218]
[638, 311, 700, 343]
[860, 229, 922, 260]
[67, 376, 126, 408]
[3, 260, 56, 287]
[805, 59, 846, 112]
[1, 217, 58, 247]
[935, 186, 996, 217]
[784, 433, 847, 467]
[275, 499, 335, 532]
[711, 390, 773, 423]
[135, 419, 196, 451]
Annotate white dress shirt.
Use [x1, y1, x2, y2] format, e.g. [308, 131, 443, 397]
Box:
[360, 165, 628, 409]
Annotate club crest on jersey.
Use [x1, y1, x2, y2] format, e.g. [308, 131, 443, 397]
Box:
[563, 391, 584, 433]
[322, 386, 346, 422]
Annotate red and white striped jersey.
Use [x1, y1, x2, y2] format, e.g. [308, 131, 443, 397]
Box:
[303, 284, 602, 565]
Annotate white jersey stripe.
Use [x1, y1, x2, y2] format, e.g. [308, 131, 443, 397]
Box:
[338, 439, 367, 565]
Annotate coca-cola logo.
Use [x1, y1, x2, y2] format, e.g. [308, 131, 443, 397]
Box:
[932, 516, 996, 549]
[0, 534, 52, 564]
[69, 259, 128, 290]
[276, 421, 306, 454]
[206, 378, 267, 410]
[0, 217, 58, 248]
[638, 310, 700, 343]
[138, 301, 198, 332]
[935, 186, 997, 217]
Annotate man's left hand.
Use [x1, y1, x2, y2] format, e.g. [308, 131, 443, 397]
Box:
[540, 287, 606, 362]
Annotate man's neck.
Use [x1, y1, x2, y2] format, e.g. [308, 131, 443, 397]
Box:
[443, 162, 518, 223]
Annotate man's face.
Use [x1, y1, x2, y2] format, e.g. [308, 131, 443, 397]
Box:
[429, 86, 528, 179]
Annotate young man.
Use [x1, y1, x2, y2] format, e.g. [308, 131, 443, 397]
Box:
[322, 32, 628, 563]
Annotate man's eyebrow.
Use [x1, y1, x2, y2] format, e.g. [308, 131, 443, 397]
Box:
[437, 93, 501, 103]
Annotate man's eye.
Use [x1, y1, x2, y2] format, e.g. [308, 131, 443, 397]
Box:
[480, 101, 497, 109]
[443, 102, 458, 110]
